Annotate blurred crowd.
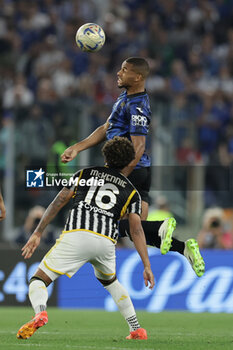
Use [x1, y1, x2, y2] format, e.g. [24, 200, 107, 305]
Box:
[0, 0, 233, 242]
[197, 207, 233, 249]
[0, 0, 232, 157]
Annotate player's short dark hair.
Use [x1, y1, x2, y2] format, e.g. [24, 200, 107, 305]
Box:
[102, 136, 135, 169]
[126, 57, 150, 79]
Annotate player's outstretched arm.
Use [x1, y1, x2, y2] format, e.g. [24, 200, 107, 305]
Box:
[22, 187, 73, 259]
[129, 213, 155, 289]
[0, 191, 6, 221]
[61, 121, 109, 163]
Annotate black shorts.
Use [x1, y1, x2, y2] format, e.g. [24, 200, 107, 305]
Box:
[127, 167, 151, 203]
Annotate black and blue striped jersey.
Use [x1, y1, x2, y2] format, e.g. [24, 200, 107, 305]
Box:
[64, 166, 141, 243]
[106, 90, 151, 168]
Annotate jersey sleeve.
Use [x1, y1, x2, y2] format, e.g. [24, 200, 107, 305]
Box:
[128, 190, 142, 216]
[128, 102, 150, 136]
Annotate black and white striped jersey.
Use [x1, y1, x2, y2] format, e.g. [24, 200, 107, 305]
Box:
[63, 166, 141, 243]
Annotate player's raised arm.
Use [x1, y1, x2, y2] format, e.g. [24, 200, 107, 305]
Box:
[0, 190, 6, 221]
[61, 120, 109, 163]
[128, 212, 155, 289]
[22, 187, 73, 259]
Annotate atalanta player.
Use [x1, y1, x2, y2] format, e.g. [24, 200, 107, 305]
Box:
[61, 57, 151, 219]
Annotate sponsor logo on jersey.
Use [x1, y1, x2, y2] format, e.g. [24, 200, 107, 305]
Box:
[131, 114, 147, 126]
[78, 200, 114, 217]
[136, 107, 143, 114]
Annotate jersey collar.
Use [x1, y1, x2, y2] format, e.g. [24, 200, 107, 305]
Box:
[126, 90, 147, 99]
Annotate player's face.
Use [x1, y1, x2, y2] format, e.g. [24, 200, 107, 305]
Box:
[117, 61, 139, 89]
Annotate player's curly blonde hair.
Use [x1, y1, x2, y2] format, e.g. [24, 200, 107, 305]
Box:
[102, 136, 135, 169]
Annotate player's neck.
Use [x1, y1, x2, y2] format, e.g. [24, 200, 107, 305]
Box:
[126, 84, 145, 95]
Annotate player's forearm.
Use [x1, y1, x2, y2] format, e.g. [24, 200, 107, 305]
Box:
[35, 188, 72, 235]
[73, 124, 107, 152]
[130, 228, 151, 269]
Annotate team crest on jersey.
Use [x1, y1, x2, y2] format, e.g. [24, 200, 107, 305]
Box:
[120, 101, 125, 108]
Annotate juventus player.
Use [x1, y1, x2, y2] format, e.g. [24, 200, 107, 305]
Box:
[61, 57, 151, 220]
[17, 137, 154, 340]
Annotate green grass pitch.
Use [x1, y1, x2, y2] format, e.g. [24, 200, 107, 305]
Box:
[0, 307, 232, 350]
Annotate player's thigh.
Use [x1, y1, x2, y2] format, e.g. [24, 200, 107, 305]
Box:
[141, 200, 149, 220]
[39, 231, 91, 280]
[127, 167, 151, 204]
[91, 237, 116, 281]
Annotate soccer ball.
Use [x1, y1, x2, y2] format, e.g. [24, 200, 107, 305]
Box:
[75, 23, 105, 52]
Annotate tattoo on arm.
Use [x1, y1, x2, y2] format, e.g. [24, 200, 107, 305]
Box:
[36, 188, 72, 234]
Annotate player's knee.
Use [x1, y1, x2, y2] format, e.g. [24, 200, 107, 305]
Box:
[30, 268, 53, 286]
[29, 275, 51, 287]
[97, 275, 117, 286]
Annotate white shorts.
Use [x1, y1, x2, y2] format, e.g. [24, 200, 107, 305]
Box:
[38, 230, 116, 282]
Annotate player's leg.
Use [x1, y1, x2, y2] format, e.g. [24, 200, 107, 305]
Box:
[17, 231, 89, 339]
[119, 219, 205, 277]
[98, 276, 147, 340]
[127, 167, 151, 220]
[141, 200, 148, 220]
[119, 218, 182, 252]
[93, 237, 147, 340]
[28, 269, 53, 314]
[145, 219, 205, 276]
[17, 268, 57, 339]
[183, 238, 205, 277]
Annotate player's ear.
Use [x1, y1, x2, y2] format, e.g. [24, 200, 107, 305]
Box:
[135, 73, 143, 82]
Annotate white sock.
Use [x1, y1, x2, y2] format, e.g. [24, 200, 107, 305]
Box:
[105, 279, 140, 331]
[29, 280, 48, 314]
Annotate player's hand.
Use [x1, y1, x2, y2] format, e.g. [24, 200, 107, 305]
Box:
[143, 267, 155, 290]
[21, 232, 41, 259]
[61, 146, 79, 163]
